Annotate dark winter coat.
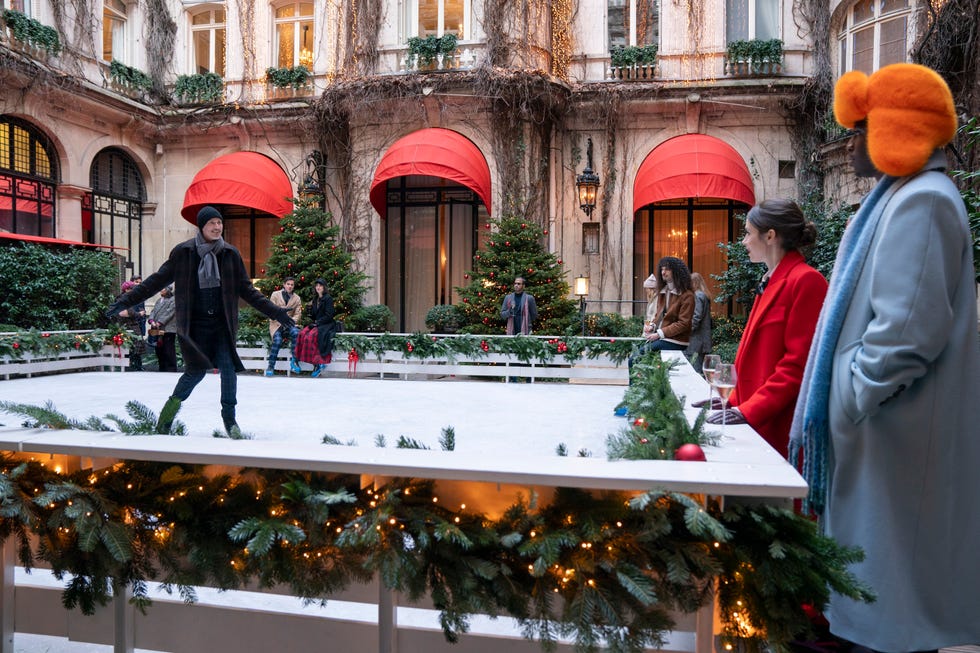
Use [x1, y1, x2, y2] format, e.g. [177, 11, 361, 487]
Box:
[308, 293, 338, 358]
[108, 238, 285, 373]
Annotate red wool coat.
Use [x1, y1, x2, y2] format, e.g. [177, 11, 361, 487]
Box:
[731, 249, 827, 455]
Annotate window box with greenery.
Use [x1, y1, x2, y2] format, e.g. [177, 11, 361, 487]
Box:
[725, 38, 782, 76]
[405, 33, 458, 70]
[173, 72, 224, 105]
[265, 65, 312, 98]
[2, 9, 61, 57]
[608, 44, 658, 80]
[108, 60, 153, 96]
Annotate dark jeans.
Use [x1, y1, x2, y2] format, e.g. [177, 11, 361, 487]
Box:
[628, 339, 687, 374]
[155, 333, 178, 372]
[267, 325, 300, 369]
[171, 329, 237, 408]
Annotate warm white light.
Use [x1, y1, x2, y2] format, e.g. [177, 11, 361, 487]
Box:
[574, 275, 589, 297]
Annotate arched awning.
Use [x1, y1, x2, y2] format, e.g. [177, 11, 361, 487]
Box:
[370, 129, 492, 218]
[633, 135, 755, 213]
[181, 152, 293, 223]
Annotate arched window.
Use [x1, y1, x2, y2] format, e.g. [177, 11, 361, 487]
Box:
[608, 0, 659, 50]
[273, 1, 314, 69]
[400, 0, 470, 40]
[102, 0, 128, 62]
[87, 148, 145, 275]
[191, 7, 226, 75]
[0, 116, 58, 238]
[726, 0, 780, 42]
[837, 0, 910, 75]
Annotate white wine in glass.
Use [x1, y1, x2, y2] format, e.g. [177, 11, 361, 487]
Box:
[712, 363, 738, 437]
[701, 354, 721, 405]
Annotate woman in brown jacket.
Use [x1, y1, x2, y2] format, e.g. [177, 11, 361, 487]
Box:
[628, 256, 696, 368]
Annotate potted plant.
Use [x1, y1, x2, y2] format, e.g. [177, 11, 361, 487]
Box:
[265, 65, 311, 90]
[109, 59, 153, 95]
[726, 38, 782, 76]
[425, 304, 463, 334]
[406, 33, 458, 69]
[173, 72, 224, 104]
[610, 44, 657, 79]
[2, 9, 61, 56]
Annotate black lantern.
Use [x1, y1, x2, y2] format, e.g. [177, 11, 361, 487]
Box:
[300, 150, 325, 207]
[575, 137, 600, 217]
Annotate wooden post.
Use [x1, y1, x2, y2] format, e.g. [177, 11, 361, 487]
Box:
[0, 539, 14, 653]
[113, 580, 134, 653]
[379, 584, 397, 653]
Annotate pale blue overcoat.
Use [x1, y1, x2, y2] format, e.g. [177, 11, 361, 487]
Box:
[825, 150, 980, 650]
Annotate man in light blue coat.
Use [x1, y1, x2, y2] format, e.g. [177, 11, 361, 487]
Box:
[791, 64, 980, 652]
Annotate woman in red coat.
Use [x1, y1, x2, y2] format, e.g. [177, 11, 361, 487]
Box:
[705, 199, 827, 455]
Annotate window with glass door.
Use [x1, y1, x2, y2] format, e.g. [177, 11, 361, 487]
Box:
[87, 148, 144, 276]
[401, 0, 469, 39]
[607, 0, 658, 50]
[0, 116, 58, 238]
[191, 8, 226, 75]
[103, 0, 127, 62]
[274, 1, 314, 69]
[726, 0, 780, 42]
[837, 0, 910, 75]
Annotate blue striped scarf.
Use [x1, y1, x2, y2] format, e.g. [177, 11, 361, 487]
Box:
[789, 175, 896, 515]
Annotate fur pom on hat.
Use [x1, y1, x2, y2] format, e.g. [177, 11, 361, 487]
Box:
[643, 274, 658, 289]
[196, 206, 222, 231]
[834, 63, 957, 177]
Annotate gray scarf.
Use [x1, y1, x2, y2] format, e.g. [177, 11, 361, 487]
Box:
[195, 232, 225, 289]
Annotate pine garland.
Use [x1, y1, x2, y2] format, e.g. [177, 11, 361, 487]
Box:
[0, 397, 873, 651]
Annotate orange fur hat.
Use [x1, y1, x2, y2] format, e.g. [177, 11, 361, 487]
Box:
[833, 63, 957, 177]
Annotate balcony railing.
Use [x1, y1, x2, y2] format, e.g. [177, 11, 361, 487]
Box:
[606, 62, 659, 81]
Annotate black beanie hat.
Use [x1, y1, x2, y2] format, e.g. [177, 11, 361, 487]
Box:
[196, 206, 222, 231]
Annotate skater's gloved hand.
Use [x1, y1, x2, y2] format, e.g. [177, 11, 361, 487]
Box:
[276, 309, 296, 331]
[692, 397, 725, 409]
[706, 408, 747, 425]
[106, 302, 125, 319]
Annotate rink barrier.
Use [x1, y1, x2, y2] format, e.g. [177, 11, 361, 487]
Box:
[0, 345, 125, 380]
[0, 352, 807, 653]
[244, 332, 636, 384]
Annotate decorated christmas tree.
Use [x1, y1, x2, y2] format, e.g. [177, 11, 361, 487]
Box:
[256, 199, 368, 321]
[455, 215, 577, 335]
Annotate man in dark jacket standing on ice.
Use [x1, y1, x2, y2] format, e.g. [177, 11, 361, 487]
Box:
[109, 205, 294, 435]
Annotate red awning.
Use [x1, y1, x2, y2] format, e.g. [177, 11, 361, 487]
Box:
[181, 152, 293, 223]
[370, 129, 492, 218]
[633, 135, 755, 213]
[0, 232, 127, 250]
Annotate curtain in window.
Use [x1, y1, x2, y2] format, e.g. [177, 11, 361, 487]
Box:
[755, 0, 779, 40]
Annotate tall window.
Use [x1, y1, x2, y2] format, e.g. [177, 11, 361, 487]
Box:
[0, 117, 58, 238]
[401, 0, 470, 39]
[633, 199, 745, 316]
[87, 149, 144, 275]
[3, 0, 30, 16]
[274, 1, 314, 69]
[726, 0, 780, 42]
[103, 0, 127, 62]
[191, 8, 226, 75]
[220, 206, 278, 279]
[383, 176, 488, 332]
[608, 0, 658, 50]
[838, 0, 910, 75]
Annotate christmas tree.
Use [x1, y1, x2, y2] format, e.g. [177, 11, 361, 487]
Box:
[256, 199, 368, 321]
[455, 215, 577, 335]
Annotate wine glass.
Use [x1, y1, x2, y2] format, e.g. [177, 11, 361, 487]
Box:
[712, 363, 738, 437]
[701, 354, 721, 406]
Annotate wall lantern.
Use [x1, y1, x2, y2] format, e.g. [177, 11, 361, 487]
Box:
[300, 150, 325, 207]
[575, 137, 600, 218]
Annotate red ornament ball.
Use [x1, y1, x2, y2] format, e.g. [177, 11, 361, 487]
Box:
[505, 241, 510, 246]
[543, 229, 549, 235]
[464, 274, 469, 279]
[485, 223, 491, 229]
[674, 444, 707, 462]
[41, 332, 50, 338]
[279, 227, 284, 232]
[557, 259, 562, 264]
[12, 342, 19, 349]
[521, 223, 526, 228]
[308, 231, 314, 237]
